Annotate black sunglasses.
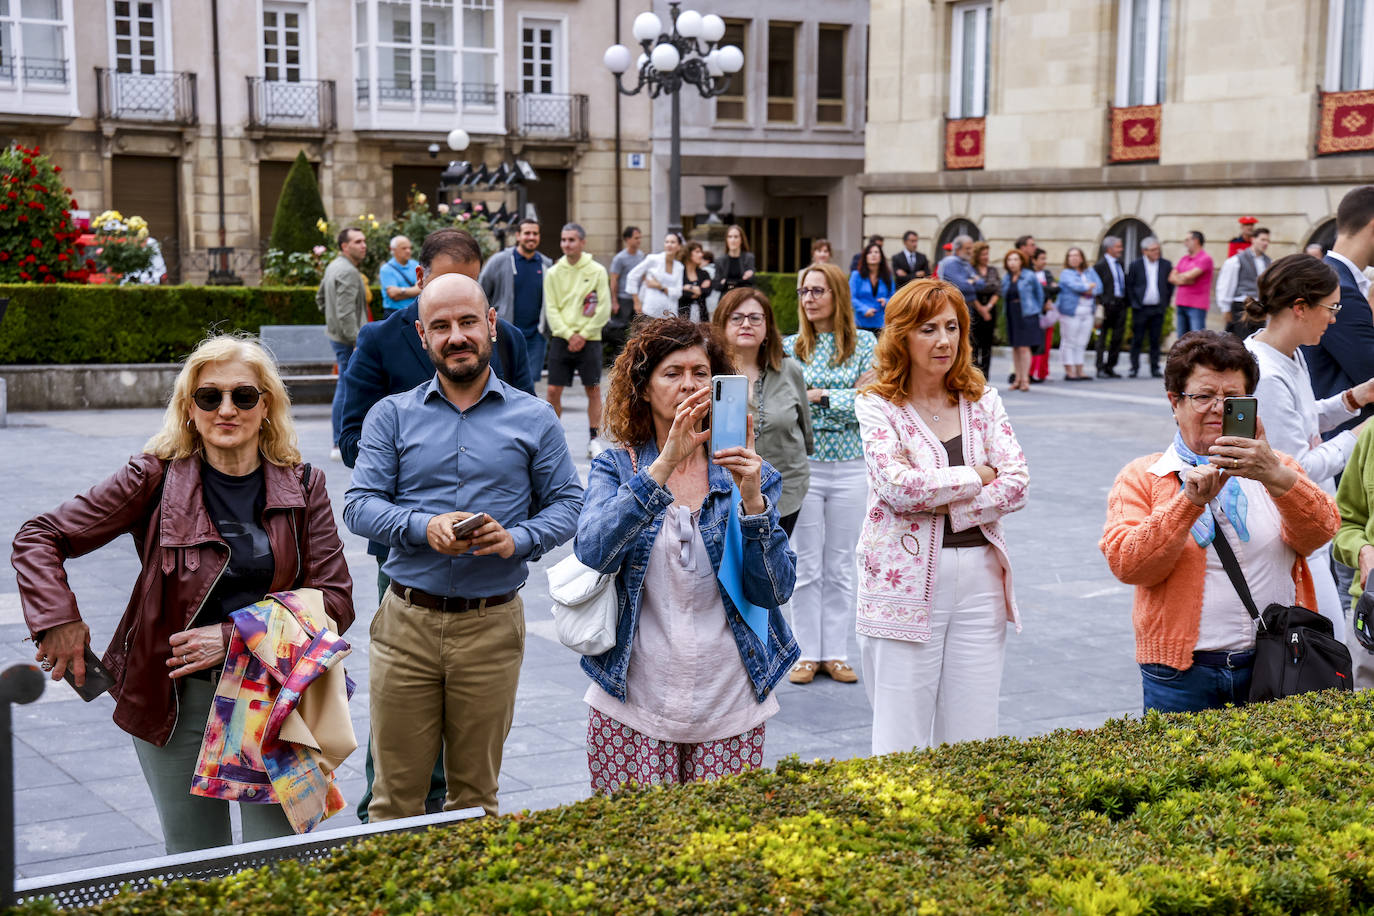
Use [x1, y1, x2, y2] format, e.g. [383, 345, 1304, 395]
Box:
[192, 386, 264, 412]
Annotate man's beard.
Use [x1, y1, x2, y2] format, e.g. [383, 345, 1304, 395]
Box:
[428, 337, 491, 384]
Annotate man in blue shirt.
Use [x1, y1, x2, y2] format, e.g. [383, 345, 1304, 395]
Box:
[480, 220, 552, 381]
[378, 235, 421, 315]
[345, 272, 583, 820]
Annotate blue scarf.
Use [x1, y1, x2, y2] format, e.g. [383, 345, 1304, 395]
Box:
[717, 485, 770, 643]
[1172, 431, 1249, 546]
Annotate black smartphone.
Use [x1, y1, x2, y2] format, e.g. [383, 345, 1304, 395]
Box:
[64, 645, 115, 702]
[1222, 397, 1258, 439]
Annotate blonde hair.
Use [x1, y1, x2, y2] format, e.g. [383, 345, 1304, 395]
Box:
[144, 333, 302, 466]
[793, 261, 857, 366]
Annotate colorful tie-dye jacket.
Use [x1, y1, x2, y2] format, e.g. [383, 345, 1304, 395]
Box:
[191, 588, 355, 833]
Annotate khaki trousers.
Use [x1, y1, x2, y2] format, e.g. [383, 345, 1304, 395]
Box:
[368, 588, 525, 820]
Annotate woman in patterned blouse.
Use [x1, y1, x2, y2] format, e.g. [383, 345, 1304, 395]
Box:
[854, 279, 1028, 754]
[782, 261, 878, 685]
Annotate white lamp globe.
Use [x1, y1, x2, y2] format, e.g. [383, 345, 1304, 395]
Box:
[705, 49, 723, 77]
[701, 14, 726, 43]
[446, 128, 470, 152]
[650, 42, 681, 73]
[675, 9, 703, 39]
[717, 44, 744, 74]
[603, 44, 633, 74]
[637, 52, 649, 72]
[632, 11, 663, 42]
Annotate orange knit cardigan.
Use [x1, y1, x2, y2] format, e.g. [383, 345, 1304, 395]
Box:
[1100, 453, 1340, 670]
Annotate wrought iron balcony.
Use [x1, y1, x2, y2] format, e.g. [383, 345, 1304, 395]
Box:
[246, 77, 337, 131]
[505, 92, 589, 141]
[464, 82, 497, 107]
[95, 68, 197, 125]
[0, 57, 68, 86]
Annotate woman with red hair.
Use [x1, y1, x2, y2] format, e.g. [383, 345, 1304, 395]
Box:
[854, 279, 1029, 754]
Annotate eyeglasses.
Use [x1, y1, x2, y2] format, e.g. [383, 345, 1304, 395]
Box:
[797, 286, 828, 300]
[728, 313, 766, 326]
[192, 386, 265, 412]
[1175, 392, 1230, 412]
[1316, 302, 1344, 315]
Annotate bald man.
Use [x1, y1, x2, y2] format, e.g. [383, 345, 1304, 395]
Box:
[344, 273, 583, 820]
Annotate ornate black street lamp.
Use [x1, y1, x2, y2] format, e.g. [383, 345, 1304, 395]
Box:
[604, 3, 743, 236]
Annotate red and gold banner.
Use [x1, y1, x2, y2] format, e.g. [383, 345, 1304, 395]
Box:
[944, 118, 985, 171]
[1318, 90, 1374, 155]
[1109, 105, 1161, 162]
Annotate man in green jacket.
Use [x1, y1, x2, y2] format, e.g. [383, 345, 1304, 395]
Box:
[317, 226, 369, 457]
[544, 222, 611, 457]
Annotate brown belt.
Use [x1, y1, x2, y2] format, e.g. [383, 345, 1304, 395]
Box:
[390, 581, 518, 613]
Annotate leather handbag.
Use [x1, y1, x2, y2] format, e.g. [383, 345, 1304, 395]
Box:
[547, 553, 618, 656]
[1210, 520, 1353, 702]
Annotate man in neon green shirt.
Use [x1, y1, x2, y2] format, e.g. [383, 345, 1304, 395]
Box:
[544, 222, 612, 457]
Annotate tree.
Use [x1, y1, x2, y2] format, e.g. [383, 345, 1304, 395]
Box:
[267, 151, 327, 255]
[0, 144, 89, 283]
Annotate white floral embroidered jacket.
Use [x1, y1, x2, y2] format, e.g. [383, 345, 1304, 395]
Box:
[854, 389, 1029, 642]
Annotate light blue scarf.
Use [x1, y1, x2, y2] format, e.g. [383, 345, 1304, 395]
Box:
[717, 485, 770, 642]
[1172, 431, 1249, 546]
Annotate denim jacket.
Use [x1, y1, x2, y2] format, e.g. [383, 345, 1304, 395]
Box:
[1001, 270, 1045, 318]
[574, 440, 800, 703]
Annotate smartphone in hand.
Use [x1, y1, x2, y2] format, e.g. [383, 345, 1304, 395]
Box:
[1222, 397, 1258, 440]
[64, 645, 115, 702]
[710, 375, 748, 455]
[452, 512, 493, 540]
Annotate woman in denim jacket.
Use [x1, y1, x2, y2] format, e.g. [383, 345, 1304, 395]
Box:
[1000, 250, 1046, 391]
[575, 318, 799, 794]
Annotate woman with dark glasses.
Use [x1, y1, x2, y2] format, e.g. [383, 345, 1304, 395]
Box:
[12, 333, 353, 854]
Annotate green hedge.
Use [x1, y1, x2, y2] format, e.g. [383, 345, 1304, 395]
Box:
[0, 284, 322, 364]
[753, 272, 800, 336]
[24, 690, 1374, 914]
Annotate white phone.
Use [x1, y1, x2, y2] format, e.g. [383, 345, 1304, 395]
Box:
[710, 375, 748, 455]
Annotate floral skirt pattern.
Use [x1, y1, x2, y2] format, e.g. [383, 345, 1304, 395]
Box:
[585, 708, 766, 795]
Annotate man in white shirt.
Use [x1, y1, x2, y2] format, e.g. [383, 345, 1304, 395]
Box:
[1125, 236, 1174, 378]
[1216, 227, 1272, 338]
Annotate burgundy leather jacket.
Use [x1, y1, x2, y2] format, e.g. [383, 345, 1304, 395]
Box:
[11, 453, 354, 746]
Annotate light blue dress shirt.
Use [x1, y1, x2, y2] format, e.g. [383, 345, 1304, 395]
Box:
[344, 370, 584, 597]
[378, 258, 420, 312]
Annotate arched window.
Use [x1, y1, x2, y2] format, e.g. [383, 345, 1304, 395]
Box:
[936, 218, 982, 257]
[1308, 218, 1337, 254]
[1104, 217, 1154, 264]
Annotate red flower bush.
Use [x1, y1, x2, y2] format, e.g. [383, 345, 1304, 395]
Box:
[0, 144, 84, 283]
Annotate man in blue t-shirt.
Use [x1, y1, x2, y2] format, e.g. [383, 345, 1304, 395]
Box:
[479, 219, 552, 380]
[379, 235, 421, 315]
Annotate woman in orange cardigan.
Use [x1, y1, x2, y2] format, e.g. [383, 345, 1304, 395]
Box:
[1101, 331, 1339, 713]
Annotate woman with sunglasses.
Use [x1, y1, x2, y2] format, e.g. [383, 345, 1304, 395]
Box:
[782, 261, 878, 685]
[13, 334, 353, 854]
[1101, 330, 1338, 714]
[1244, 255, 1374, 641]
[712, 288, 814, 535]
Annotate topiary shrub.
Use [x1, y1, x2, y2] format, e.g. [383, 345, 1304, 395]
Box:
[754, 272, 799, 335]
[17, 690, 1374, 914]
[0, 143, 89, 284]
[267, 151, 327, 256]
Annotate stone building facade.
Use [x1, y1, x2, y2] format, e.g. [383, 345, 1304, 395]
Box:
[861, 0, 1374, 276]
[0, 0, 652, 280]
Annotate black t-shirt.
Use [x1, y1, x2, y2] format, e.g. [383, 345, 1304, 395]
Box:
[199, 461, 276, 626]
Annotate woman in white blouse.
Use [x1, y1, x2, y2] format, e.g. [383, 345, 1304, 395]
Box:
[627, 232, 686, 319]
[1244, 253, 1374, 637]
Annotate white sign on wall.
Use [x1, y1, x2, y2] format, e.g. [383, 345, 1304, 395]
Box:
[626, 153, 646, 169]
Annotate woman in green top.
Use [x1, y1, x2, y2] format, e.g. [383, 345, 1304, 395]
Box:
[781, 261, 878, 685]
[713, 287, 814, 535]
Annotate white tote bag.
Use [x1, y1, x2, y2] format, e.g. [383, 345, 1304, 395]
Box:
[547, 553, 618, 656]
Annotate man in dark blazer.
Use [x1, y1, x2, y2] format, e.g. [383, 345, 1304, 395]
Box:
[337, 227, 532, 824]
[891, 230, 930, 288]
[1124, 235, 1173, 378]
[1093, 235, 1129, 378]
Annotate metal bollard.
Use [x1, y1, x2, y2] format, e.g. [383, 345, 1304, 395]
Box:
[0, 665, 44, 909]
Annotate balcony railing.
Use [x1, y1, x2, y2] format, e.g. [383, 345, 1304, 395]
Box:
[95, 68, 197, 125]
[0, 56, 68, 86]
[247, 77, 337, 131]
[464, 82, 496, 106]
[505, 92, 588, 141]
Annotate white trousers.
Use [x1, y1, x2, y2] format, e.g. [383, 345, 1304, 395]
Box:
[1058, 309, 1094, 367]
[1310, 542, 1345, 642]
[789, 458, 867, 663]
[860, 546, 1008, 755]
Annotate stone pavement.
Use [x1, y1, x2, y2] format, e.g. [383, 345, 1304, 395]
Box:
[0, 359, 1176, 879]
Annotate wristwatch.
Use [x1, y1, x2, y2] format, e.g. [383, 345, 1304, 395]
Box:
[817, 395, 831, 409]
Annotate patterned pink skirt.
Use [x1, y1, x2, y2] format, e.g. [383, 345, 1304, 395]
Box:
[586, 708, 767, 795]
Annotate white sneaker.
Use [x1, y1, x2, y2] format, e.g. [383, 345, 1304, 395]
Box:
[587, 437, 609, 460]
[330, 446, 342, 462]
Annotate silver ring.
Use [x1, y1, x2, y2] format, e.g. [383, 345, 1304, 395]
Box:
[39, 660, 53, 671]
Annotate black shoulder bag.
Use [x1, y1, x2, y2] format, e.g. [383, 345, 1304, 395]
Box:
[1210, 517, 1353, 702]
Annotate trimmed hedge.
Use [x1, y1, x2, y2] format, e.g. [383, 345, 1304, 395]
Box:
[754, 272, 800, 336]
[0, 284, 322, 364]
[21, 690, 1374, 914]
